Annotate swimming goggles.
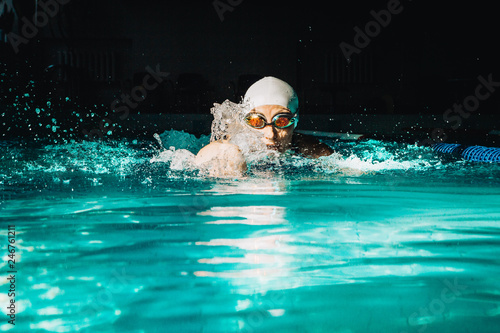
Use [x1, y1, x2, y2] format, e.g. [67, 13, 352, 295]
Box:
[244, 113, 297, 129]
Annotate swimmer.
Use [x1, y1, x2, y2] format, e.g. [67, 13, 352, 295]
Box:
[195, 76, 334, 177]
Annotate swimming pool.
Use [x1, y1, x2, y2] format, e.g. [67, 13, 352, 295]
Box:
[1, 131, 500, 332]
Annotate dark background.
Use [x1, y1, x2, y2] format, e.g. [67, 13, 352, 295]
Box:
[0, 0, 499, 142]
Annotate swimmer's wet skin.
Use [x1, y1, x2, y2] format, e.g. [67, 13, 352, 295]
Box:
[195, 141, 248, 177]
[194, 77, 334, 177]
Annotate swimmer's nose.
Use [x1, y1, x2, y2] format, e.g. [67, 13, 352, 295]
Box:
[262, 124, 277, 140]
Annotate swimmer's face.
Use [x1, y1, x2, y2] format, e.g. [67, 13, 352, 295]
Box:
[250, 105, 295, 153]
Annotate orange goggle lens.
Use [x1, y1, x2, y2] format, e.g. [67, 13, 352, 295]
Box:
[246, 115, 266, 128]
[273, 116, 291, 128]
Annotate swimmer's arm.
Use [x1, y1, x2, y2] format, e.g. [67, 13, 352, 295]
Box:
[194, 141, 247, 177]
[293, 134, 366, 175]
[292, 133, 335, 159]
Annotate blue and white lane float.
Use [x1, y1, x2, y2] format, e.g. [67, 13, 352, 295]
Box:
[433, 143, 500, 163]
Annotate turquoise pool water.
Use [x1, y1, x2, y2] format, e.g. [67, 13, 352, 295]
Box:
[1, 132, 500, 332]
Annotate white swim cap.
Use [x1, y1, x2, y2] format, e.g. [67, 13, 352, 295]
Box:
[243, 76, 299, 114]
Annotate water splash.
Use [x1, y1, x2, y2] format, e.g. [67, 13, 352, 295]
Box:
[150, 130, 211, 171]
[155, 130, 209, 154]
[147, 128, 497, 180]
[2, 129, 499, 194]
[209, 100, 269, 161]
[318, 140, 441, 173]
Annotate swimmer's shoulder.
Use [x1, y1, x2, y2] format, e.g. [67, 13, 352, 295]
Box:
[194, 140, 247, 177]
[291, 133, 334, 158]
[195, 140, 241, 161]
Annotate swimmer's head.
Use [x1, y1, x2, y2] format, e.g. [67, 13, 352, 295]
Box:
[244, 76, 299, 116]
[242, 77, 299, 152]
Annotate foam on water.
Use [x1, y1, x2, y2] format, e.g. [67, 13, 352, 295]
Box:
[148, 128, 442, 177]
[1, 129, 498, 188]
